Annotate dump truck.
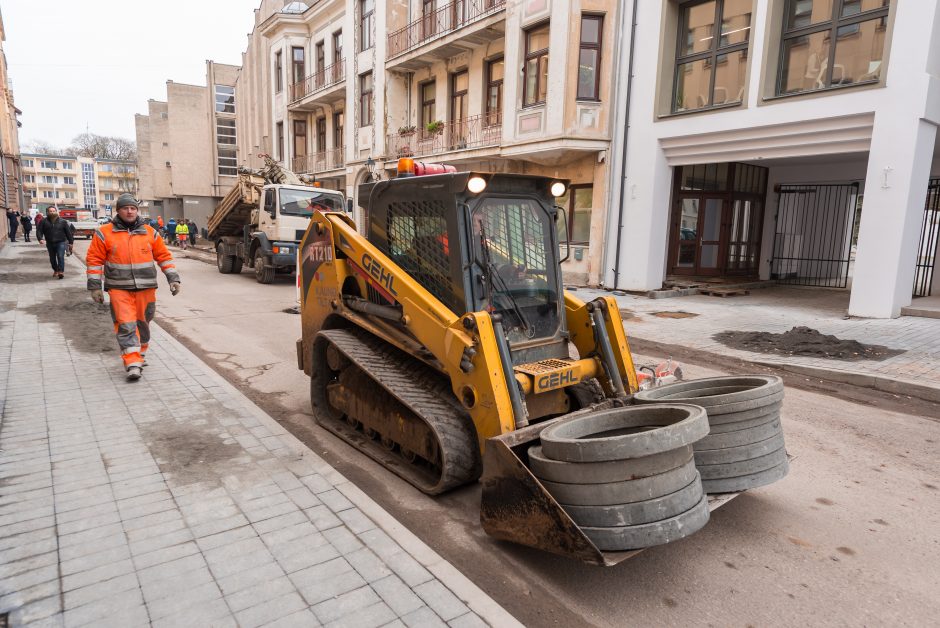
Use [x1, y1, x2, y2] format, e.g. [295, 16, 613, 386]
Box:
[207, 155, 345, 283]
[58, 208, 98, 239]
[295, 159, 779, 565]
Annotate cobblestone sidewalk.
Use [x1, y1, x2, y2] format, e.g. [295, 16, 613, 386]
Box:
[577, 286, 940, 392]
[0, 242, 520, 627]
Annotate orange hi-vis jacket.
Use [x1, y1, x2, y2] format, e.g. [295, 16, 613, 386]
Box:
[86, 217, 180, 291]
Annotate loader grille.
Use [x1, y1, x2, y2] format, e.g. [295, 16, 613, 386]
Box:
[384, 200, 455, 310]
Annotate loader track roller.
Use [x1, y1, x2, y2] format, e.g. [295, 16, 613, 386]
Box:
[310, 328, 482, 495]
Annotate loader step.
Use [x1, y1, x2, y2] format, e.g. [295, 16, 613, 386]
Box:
[311, 328, 481, 494]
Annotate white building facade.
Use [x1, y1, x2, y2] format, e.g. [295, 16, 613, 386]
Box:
[605, 0, 940, 318]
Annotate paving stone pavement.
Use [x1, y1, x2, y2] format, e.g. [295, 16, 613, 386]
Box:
[0, 242, 521, 627]
[577, 286, 940, 390]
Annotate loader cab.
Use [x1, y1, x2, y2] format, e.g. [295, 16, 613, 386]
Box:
[358, 165, 570, 364]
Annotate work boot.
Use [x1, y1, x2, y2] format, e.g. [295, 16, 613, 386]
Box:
[126, 366, 142, 381]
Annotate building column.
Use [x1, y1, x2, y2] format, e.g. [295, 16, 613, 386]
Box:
[848, 117, 938, 317]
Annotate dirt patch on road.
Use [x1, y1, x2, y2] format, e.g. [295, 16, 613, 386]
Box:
[140, 421, 246, 486]
[714, 326, 904, 362]
[21, 285, 117, 354]
[651, 311, 699, 319]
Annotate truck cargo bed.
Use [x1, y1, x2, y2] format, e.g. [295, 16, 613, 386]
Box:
[207, 173, 264, 240]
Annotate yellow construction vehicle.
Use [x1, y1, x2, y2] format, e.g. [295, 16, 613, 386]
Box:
[296, 159, 678, 565]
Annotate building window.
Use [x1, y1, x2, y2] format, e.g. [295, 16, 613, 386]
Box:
[276, 122, 285, 161]
[523, 23, 550, 107]
[333, 30, 343, 64]
[577, 15, 603, 101]
[333, 111, 344, 149]
[485, 57, 503, 126]
[24, 174, 34, 183]
[359, 72, 374, 126]
[420, 80, 436, 130]
[43, 190, 58, 199]
[40, 160, 57, 169]
[673, 0, 751, 113]
[293, 120, 308, 157]
[451, 70, 469, 122]
[215, 85, 235, 114]
[316, 118, 327, 152]
[275, 51, 283, 93]
[557, 185, 593, 244]
[217, 119, 237, 145]
[61, 161, 74, 170]
[292, 46, 306, 87]
[99, 163, 113, 172]
[41, 175, 57, 184]
[315, 41, 325, 87]
[104, 193, 114, 201]
[64, 192, 75, 199]
[217, 118, 238, 176]
[778, 0, 890, 95]
[360, 0, 375, 51]
[29, 190, 36, 198]
[62, 176, 76, 185]
[218, 147, 237, 176]
[23, 158, 33, 167]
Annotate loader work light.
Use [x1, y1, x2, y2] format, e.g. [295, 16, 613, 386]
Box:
[467, 176, 487, 194]
[550, 181, 567, 197]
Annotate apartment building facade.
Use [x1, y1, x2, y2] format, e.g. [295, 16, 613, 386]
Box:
[237, 0, 621, 284]
[136, 61, 240, 226]
[607, 0, 940, 318]
[21, 155, 139, 215]
[0, 7, 24, 244]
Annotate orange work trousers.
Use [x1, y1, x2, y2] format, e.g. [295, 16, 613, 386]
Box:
[108, 288, 156, 369]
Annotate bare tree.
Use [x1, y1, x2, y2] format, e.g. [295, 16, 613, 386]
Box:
[22, 139, 62, 155]
[67, 133, 137, 161]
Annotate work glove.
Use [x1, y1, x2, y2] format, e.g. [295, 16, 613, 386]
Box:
[169, 282, 181, 296]
[90, 289, 104, 304]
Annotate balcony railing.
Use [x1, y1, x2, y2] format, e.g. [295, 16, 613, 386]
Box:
[387, 112, 501, 159]
[290, 59, 346, 103]
[387, 0, 505, 58]
[293, 147, 344, 174]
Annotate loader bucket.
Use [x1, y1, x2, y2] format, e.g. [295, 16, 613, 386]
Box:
[479, 402, 643, 566]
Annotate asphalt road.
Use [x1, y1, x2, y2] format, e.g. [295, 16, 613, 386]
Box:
[72, 239, 940, 627]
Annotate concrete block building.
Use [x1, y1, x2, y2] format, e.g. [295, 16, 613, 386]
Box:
[235, 0, 622, 284]
[605, 0, 940, 318]
[136, 61, 240, 226]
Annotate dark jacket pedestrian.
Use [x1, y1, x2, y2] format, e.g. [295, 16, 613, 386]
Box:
[19, 213, 32, 242]
[37, 207, 74, 278]
[188, 219, 198, 245]
[6, 208, 18, 242]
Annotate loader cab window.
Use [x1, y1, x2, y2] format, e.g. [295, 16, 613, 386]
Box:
[470, 197, 560, 343]
[280, 188, 344, 217]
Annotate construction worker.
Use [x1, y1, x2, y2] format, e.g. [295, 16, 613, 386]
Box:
[86, 193, 181, 381]
[175, 219, 190, 250]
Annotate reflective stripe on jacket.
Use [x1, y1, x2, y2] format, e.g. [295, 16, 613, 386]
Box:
[86, 217, 180, 291]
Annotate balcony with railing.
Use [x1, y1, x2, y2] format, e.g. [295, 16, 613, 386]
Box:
[289, 59, 346, 110]
[387, 0, 506, 71]
[293, 147, 345, 174]
[386, 113, 501, 160]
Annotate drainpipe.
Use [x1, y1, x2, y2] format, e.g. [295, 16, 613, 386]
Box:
[612, 0, 639, 288]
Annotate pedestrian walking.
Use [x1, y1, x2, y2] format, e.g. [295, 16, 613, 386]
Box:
[36, 206, 74, 278]
[34, 211, 43, 235]
[188, 219, 198, 247]
[175, 220, 190, 250]
[86, 193, 181, 381]
[6, 208, 19, 242]
[19, 212, 32, 242]
[166, 217, 177, 245]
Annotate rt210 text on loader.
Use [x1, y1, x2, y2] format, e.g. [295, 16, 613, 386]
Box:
[295, 159, 782, 565]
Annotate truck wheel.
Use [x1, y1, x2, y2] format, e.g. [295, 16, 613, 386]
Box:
[254, 249, 274, 284]
[217, 247, 238, 274]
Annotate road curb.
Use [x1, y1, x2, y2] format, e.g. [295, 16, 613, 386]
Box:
[150, 319, 524, 628]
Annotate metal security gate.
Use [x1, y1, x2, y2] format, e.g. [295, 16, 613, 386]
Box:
[771, 183, 860, 288]
[913, 178, 940, 297]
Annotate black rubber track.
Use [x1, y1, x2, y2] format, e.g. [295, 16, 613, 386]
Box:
[312, 328, 481, 494]
[539, 404, 709, 462]
[559, 474, 703, 527]
[528, 444, 693, 484]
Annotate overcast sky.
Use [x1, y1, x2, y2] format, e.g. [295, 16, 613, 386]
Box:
[3, 0, 261, 150]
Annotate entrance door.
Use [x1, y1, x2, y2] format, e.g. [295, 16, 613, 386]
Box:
[672, 197, 724, 276]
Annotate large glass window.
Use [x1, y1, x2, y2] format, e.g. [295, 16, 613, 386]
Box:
[778, 0, 889, 95]
[276, 122, 285, 162]
[316, 118, 327, 152]
[333, 112, 344, 149]
[217, 118, 237, 176]
[557, 185, 593, 244]
[333, 30, 343, 64]
[485, 57, 503, 126]
[216, 119, 236, 145]
[360, 0, 375, 51]
[523, 24, 550, 107]
[218, 147, 237, 177]
[577, 15, 603, 101]
[292, 46, 306, 86]
[215, 85, 235, 114]
[280, 188, 345, 216]
[359, 72, 374, 126]
[673, 0, 751, 113]
[293, 120, 307, 157]
[421, 80, 436, 130]
[275, 51, 283, 93]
